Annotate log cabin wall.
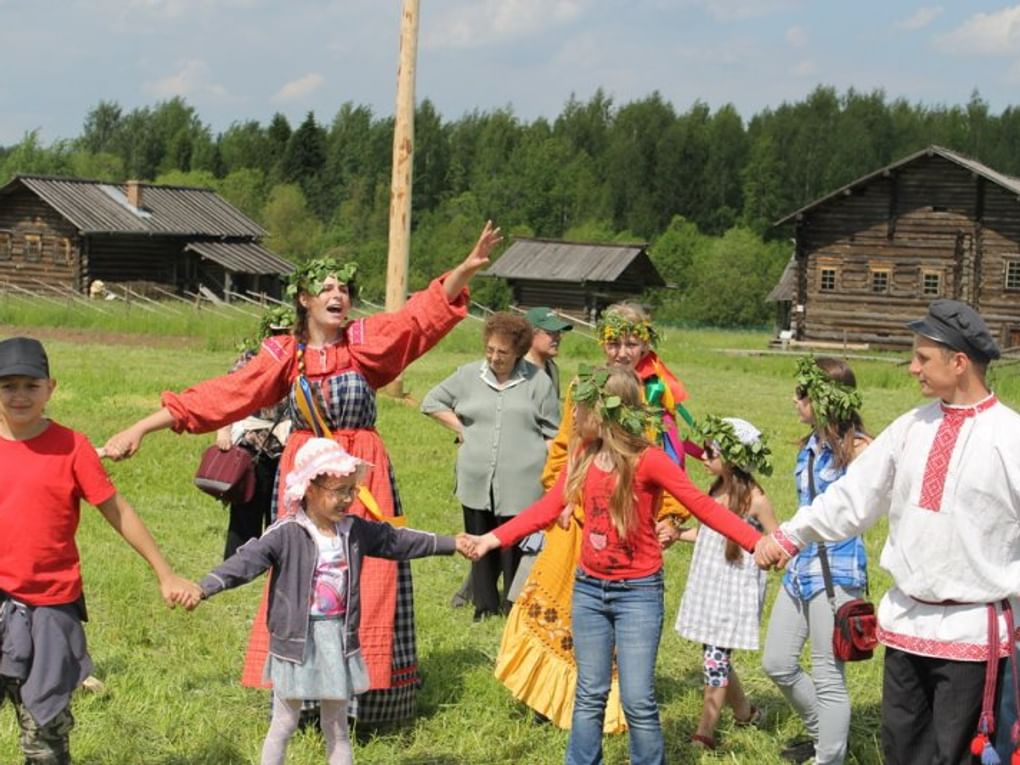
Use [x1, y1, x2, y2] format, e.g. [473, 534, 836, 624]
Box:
[87, 234, 186, 293]
[973, 182, 1020, 347]
[0, 187, 82, 291]
[795, 155, 1020, 348]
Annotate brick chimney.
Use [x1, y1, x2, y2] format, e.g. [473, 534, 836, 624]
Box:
[125, 180, 143, 209]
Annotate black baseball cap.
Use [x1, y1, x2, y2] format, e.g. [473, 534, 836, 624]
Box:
[907, 299, 1001, 364]
[0, 337, 50, 379]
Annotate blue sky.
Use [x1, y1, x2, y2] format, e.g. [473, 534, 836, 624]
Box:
[2, 1, 1020, 145]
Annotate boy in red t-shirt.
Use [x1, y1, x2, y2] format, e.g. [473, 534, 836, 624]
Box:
[0, 336, 200, 764]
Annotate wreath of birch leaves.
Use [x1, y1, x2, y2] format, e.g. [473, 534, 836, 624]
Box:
[285, 258, 358, 299]
[795, 355, 863, 428]
[570, 364, 663, 438]
[696, 414, 773, 476]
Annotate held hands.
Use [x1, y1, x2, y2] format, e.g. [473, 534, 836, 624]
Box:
[102, 426, 145, 461]
[753, 535, 791, 571]
[655, 519, 683, 550]
[455, 532, 500, 561]
[160, 574, 203, 611]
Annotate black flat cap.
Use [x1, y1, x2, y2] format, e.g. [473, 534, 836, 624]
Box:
[907, 299, 1001, 363]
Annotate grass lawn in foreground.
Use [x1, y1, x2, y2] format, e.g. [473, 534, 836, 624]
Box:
[3, 319, 1018, 763]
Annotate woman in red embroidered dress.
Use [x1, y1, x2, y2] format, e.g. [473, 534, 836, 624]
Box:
[103, 221, 502, 725]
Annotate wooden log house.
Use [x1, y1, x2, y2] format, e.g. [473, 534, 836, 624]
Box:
[0, 175, 293, 299]
[482, 237, 665, 321]
[774, 145, 1020, 349]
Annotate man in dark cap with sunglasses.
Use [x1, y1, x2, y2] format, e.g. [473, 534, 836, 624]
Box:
[755, 299, 1020, 765]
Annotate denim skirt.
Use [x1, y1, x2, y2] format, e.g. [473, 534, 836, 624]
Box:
[266, 617, 370, 701]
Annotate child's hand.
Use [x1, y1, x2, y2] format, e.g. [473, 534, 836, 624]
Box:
[555, 506, 573, 530]
[455, 533, 476, 559]
[161, 575, 204, 611]
[464, 532, 500, 561]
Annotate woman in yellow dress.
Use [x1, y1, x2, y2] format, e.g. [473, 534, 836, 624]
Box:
[494, 303, 696, 732]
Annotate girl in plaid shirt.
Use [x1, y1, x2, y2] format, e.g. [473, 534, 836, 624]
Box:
[761, 357, 871, 765]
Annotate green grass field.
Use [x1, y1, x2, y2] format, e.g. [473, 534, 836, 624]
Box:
[3, 315, 1018, 764]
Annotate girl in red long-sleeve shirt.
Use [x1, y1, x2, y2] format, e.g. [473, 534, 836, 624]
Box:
[469, 367, 761, 765]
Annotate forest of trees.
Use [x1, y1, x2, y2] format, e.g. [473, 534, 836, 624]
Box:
[1, 86, 1015, 326]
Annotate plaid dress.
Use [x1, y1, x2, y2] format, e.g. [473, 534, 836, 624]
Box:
[675, 516, 766, 650]
[160, 278, 470, 726]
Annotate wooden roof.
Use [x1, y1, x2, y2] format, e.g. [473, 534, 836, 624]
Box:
[185, 241, 294, 275]
[766, 255, 796, 302]
[483, 237, 664, 286]
[1, 175, 266, 237]
[774, 145, 1020, 226]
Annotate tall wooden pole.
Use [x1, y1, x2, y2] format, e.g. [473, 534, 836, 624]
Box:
[384, 0, 419, 398]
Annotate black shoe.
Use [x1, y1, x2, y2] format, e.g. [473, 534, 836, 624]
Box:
[780, 738, 815, 763]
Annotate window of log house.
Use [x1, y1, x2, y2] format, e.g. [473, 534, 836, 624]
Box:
[1006, 260, 1020, 291]
[56, 237, 72, 264]
[921, 270, 942, 297]
[24, 234, 42, 261]
[870, 268, 891, 293]
[819, 266, 838, 292]
[0, 232, 10, 261]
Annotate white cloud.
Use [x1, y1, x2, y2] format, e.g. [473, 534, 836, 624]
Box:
[143, 59, 228, 98]
[424, 0, 585, 49]
[791, 59, 817, 77]
[682, 0, 801, 23]
[895, 6, 943, 32]
[785, 25, 807, 48]
[272, 73, 325, 103]
[935, 5, 1020, 56]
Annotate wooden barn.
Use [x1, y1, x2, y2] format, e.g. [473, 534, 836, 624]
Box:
[482, 237, 665, 321]
[0, 175, 293, 299]
[774, 145, 1020, 349]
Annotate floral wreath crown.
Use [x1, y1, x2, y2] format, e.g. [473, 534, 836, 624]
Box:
[570, 365, 662, 438]
[795, 356, 863, 428]
[595, 311, 660, 347]
[696, 414, 773, 477]
[285, 258, 358, 299]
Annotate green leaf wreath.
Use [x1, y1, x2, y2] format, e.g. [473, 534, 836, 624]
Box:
[595, 312, 660, 347]
[285, 258, 358, 299]
[695, 414, 773, 476]
[570, 364, 663, 438]
[795, 356, 863, 428]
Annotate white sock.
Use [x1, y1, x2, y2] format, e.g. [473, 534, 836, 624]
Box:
[320, 700, 354, 765]
[261, 694, 301, 765]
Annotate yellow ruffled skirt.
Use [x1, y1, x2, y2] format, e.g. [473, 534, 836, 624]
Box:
[494, 519, 626, 734]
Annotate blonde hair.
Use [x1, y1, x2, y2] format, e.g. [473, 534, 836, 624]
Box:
[564, 366, 651, 539]
[603, 302, 651, 325]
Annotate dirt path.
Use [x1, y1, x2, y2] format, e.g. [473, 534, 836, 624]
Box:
[0, 324, 203, 349]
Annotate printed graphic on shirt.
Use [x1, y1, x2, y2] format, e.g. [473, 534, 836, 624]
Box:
[310, 543, 348, 617]
[583, 492, 635, 572]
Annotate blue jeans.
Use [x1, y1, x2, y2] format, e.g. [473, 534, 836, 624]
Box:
[567, 569, 665, 765]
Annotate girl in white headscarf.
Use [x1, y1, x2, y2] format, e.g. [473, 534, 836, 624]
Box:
[674, 416, 778, 751]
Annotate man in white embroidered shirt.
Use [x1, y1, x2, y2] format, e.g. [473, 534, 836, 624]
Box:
[755, 299, 1020, 765]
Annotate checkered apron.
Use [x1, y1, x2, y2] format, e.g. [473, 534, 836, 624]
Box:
[263, 370, 419, 723]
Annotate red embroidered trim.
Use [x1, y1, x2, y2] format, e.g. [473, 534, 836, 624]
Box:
[917, 395, 998, 512]
[878, 625, 1020, 661]
[262, 336, 287, 361]
[773, 529, 800, 557]
[348, 318, 366, 346]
